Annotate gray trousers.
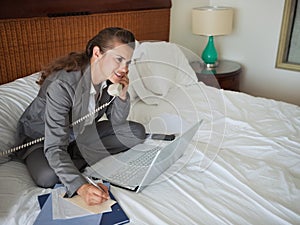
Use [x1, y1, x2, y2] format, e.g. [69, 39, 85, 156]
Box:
[24, 120, 145, 188]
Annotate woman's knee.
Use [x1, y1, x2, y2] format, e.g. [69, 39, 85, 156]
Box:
[25, 149, 59, 188]
[33, 167, 59, 188]
[129, 121, 146, 140]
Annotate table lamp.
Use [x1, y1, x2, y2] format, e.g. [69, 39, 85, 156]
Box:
[192, 6, 233, 68]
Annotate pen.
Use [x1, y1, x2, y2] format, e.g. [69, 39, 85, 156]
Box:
[85, 176, 107, 193]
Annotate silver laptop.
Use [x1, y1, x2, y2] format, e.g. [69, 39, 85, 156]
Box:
[90, 120, 202, 192]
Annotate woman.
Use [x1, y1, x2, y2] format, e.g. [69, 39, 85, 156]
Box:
[16, 27, 146, 205]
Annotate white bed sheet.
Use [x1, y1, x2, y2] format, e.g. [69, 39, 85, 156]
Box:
[122, 83, 300, 224]
[0, 74, 299, 225]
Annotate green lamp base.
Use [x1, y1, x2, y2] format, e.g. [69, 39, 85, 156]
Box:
[201, 36, 218, 68]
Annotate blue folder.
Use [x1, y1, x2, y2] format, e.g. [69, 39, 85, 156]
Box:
[35, 184, 129, 225]
[100, 190, 130, 225]
[34, 193, 102, 225]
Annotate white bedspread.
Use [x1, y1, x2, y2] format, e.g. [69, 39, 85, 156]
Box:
[0, 74, 299, 225]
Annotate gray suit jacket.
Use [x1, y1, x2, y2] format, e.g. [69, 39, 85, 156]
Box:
[17, 67, 130, 196]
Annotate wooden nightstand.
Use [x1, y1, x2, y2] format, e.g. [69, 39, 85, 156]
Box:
[190, 60, 242, 91]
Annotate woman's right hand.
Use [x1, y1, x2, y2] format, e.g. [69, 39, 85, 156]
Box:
[76, 183, 109, 205]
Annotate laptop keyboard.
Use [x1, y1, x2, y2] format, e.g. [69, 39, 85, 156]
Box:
[108, 146, 161, 184]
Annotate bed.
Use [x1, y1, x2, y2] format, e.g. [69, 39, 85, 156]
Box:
[0, 1, 300, 225]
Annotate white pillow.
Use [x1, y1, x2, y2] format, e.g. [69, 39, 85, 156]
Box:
[0, 73, 40, 163]
[128, 41, 198, 105]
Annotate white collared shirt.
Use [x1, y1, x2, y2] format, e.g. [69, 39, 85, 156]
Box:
[84, 81, 107, 126]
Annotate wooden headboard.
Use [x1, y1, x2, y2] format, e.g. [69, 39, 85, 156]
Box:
[0, 0, 171, 84]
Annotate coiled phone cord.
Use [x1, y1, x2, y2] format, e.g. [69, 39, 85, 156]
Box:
[1, 97, 116, 157]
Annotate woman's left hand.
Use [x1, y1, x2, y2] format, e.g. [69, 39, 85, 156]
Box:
[118, 73, 129, 100]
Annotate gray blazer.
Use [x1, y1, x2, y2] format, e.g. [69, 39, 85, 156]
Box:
[17, 67, 130, 196]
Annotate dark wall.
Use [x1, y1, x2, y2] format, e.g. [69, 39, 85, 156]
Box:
[0, 0, 172, 19]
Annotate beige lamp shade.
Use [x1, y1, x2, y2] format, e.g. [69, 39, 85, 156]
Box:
[192, 6, 233, 36]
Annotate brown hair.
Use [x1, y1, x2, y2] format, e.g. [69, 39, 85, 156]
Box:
[37, 27, 135, 85]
